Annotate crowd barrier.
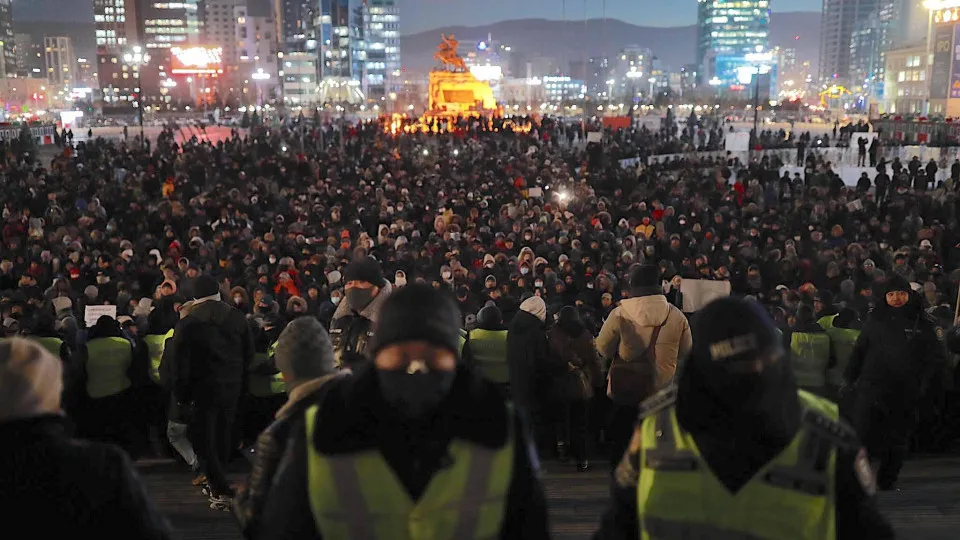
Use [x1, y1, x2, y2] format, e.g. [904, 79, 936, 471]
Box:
[0, 124, 57, 145]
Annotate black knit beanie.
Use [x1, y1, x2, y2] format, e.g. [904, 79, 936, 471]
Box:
[371, 284, 462, 358]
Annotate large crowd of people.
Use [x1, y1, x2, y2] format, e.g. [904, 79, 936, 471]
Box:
[1, 111, 959, 537]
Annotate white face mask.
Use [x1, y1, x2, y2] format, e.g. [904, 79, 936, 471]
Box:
[269, 257, 277, 264]
[442, 271, 452, 280]
[395, 277, 407, 287]
[234, 296, 243, 304]
[520, 267, 529, 276]
[331, 296, 342, 305]
[535, 281, 543, 288]
[486, 262, 495, 269]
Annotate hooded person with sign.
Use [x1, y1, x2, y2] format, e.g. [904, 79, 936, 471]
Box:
[595, 297, 893, 540]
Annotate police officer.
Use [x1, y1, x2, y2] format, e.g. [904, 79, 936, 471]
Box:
[255, 284, 549, 540]
[595, 297, 893, 540]
[463, 304, 510, 389]
[843, 275, 944, 490]
[818, 307, 862, 399]
[786, 305, 833, 398]
[244, 313, 288, 442]
[329, 258, 392, 368]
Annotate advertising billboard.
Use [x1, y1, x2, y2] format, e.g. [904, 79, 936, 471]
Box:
[931, 25, 954, 100]
[952, 25, 960, 99]
[170, 46, 224, 76]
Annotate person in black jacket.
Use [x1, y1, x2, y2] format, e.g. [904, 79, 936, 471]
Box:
[843, 274, 945, 490]
[253, 284, 549, 540]
[168, 273, 254, 508]
[507, 295, 561, 456]
[0, 338, 173, 539]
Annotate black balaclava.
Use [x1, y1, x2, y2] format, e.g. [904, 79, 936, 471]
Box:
[676, 297, 799, 493]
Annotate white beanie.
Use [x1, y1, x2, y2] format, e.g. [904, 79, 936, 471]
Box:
[520, 296, 547, 322]
[0, 338, 63, 421]
[51, 296, 72, 314]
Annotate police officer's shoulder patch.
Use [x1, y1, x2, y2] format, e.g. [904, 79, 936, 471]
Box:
[936, 326, 945, 340]
[855, 448, 877, 496]
[637, 384, 678, 422]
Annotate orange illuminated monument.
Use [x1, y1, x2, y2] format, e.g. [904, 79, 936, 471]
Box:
[427, 34, 501, 119]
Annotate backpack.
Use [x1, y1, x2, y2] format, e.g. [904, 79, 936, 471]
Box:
[606, 312, 670, 407]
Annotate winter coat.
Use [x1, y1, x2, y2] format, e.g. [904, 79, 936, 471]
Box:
[845, 302, 944, 404]
[168, 297, 254, 405]
[506, 311, 559, 413]
[0, 415, 173, 539]
[596, 294, 692, 389]
[329, 282, 392, 368]
[547, 325, 604, 400]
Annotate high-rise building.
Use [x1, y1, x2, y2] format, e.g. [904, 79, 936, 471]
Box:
[278, 0, 321, 105]
[140, 0, 201, 50]
[613, 45, 653, 100]
[882, 43, 927, 114]
[77, 57, 96, 87]
[14, 33, 43, 78]
[94, 0, 140, 110]
[819, 0, 881, 83]
[360, 0, 400, 101]
[44, 36, 75, 90]
[0, 0, 15, 78]
[696, 0, 771, 87]
[586, 56, 611, 99]
[236, 0, 279, 104]
[317, 0, 363, 103]
[204, 0, 241, 87]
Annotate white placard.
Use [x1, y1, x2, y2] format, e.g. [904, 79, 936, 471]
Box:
[587, 132, 602, 143]
[725, 132, 750, 152]
[680, 280, 732, 313]
[527, 187, 543, 198]
[85, 305, 117, 328]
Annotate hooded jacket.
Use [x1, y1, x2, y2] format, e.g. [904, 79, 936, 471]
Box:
[596, 294, 692, 389]
[168, 297, 254, 404]
[329, 281, 393, 368]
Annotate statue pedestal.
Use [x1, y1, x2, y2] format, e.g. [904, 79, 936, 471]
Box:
[427, 70, 499, 118]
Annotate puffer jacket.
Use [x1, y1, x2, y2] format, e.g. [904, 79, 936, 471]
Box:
[168, 297, 254, 404]
[596, 293, 692, 389]
[329, 281, 392, 368]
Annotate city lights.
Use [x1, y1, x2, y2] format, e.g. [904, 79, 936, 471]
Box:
[170, 46, 224, 75]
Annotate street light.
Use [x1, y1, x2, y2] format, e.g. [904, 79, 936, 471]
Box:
[123, 45, 150, 148]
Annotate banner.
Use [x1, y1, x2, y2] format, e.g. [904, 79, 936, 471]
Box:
[680, 279, 731, 313]
[84, 305, 117, 328]
[932, 24, 953, 100]
[952, 24, 960, 99]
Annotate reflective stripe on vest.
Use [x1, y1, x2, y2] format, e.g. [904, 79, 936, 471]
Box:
[249, 345, 286, 397]
[144, 330, 174, 385]
[304, 403, 514, 539]
[790, 332, 831, 389]
[468, 329, 510, 384]
[32, 336, 63, 357]
[638, 390, 837, 540]
[85, 337, 133, 399]
[824, 327, 859, 387]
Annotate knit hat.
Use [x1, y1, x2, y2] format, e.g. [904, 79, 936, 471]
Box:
[275, 317, 336, 389]
[326, 270, 342, 287]
[83, 285, 98, 298]
[629, 264, 661, 296]
[520, 296, 547, 322]
[344, 258, 383, 286]
[372, 284, 462, 358]
[192, 274, 220, 300]
[0, 338, 63, 421]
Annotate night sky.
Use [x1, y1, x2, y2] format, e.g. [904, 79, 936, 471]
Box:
[12, 0, 821, 34]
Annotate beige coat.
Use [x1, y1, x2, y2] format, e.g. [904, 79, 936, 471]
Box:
[597, 294, 692, 389]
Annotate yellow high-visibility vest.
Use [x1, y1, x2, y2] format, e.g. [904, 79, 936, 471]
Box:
[248, 342, 286, 397]
[790, 332, 831, 389]
[467, 329, 510, 384]
[818, 315, 860, 387]
[144, 329, 175, 385]
[304, 403, 514, 539]
[85, 337, 133, 399]
[637, 390, 840, 540]
[31, 336, 63, 357]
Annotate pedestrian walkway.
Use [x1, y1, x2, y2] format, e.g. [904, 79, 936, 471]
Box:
[137, 456, 960, 539]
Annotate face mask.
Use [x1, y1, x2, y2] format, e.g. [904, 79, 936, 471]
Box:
[520, 267, 529, 275]
[485, 262, 495, 269]
[395, 277, 407, 287]
[587, 283, 594, 289]
[269, 257, 277, 264]
[331, 296, 342, 305]
[234, 296, 243, 304]
[377, 368, 456, 420]
[442, 271, 451, 280]
[346, 287, 375, 310]
[535, 281, 543, 288]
